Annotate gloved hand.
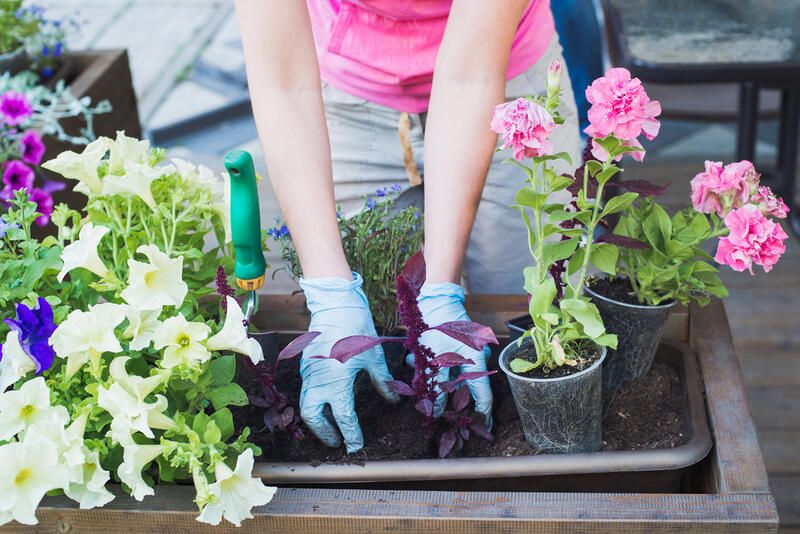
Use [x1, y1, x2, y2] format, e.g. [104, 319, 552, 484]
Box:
[416, 282, 494, 429]
[299, 273, 400, 453]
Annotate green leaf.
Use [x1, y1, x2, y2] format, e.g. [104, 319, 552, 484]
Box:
[568, 247, 585, 276]
[204, 421, 222, 445]
[192, 412, 211, 435]
[541, 238, 579, 266]
[209, 355, 236, 387]
[510, 357, 538, 374]
[207, 383, 249, 411]
[515, 188, 548, 211]
[590, 243, 619, 275]
[529, 277, 557, 316]
[523, 266, 538, 295]
[560, 298, 606, 339]
[594, 333, 618, 349]
[601, 192, 638, 218]
[211, 408, 235, 441]
[596, 165, 621, 185]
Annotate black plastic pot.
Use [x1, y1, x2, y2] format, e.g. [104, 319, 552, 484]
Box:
[498, 338, 606, 454]
[584, 277, 676, 391]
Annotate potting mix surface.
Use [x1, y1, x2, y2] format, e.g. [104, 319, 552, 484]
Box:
[234, 345, 687, 463]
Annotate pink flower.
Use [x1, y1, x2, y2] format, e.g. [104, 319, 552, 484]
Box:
[690, 160, 752, 217]
[20, 130, 46, 165]
[1, 160, 35, 201]
[590, 136, 645, 163]
[0, 91, 33, 127]
[714, 204, 788, 273]
[584, 68, 661, 142]
[28, 188, 54, 227]
[491, 97, 555, 161]
[751, 185, 789, 219]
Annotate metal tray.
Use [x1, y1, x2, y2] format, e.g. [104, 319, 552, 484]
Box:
[249, 336, 711, 491]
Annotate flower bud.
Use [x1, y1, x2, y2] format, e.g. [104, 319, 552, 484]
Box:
[547, 60, 562, 94]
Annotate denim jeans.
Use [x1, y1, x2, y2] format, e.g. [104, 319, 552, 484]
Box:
[322, 35, 580, 294]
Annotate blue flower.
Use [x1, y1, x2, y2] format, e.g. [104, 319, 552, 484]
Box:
[0, 217, 19, 239]
[41, 66, 54, 79]
[53, 42, 63, 57]
[3, 298, 57, 375]
[366, 197, 377, 210]
[375, 187, 388, 198]
[391, 183, 402, 193]
[41, 45, 50, 57]
[267, 225, 290, 240]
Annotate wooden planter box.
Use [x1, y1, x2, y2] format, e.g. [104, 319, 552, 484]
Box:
[41, 49, 141, 215]
[17, 298, 778, 533]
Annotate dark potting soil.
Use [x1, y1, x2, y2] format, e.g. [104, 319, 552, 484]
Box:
[511, 344, 602, 379]
[232, 346, 687, 463]
[587, 276, 647, 306]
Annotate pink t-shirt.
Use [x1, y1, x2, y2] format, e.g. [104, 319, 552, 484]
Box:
[307, 0, 554, 112]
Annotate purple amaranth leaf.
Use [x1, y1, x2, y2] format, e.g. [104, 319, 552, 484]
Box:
[311, 335, 395, 364]
[398, 250, 426, 297]
[430, 321, 498, 351]
[595, 233, 650, 249]
[277, 332, 321, 364]
[415, 398, 434, 417]
[469, 420, 494, 441]
[385, 380, 415, 397]
[613, 179, 669, 197]
[439, 371, 496, 394]
[451, 385, 470, 412]
[431, 352, 475, 369]
[439, 429, 458, 458]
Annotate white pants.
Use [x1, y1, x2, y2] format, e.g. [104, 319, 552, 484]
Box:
[323, 35, 581, 294]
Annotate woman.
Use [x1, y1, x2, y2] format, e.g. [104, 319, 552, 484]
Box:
[234, 0, 580, 453]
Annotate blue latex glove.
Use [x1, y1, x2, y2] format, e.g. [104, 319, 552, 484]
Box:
[299, 273, 400, 453]
[416, 282, 494, 429]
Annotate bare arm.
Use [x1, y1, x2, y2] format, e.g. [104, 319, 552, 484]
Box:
[234, 0, 351, 280]
[423, 0, 530, 284]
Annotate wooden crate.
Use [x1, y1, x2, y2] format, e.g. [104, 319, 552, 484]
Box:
[14, 298, 777, 533]
[41, 49, 141, 216]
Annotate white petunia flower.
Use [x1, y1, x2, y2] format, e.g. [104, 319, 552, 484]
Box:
[117, 443, 164, 501]
[207, 297, 263, 364]
[65, 448, 115, 510]
[0, 432, 71, 526]
[0, 331, 35, 392]
[106, 131, 150, 174]
[173, 158, 217, 190]
[101, 162, 165, 209]
[40, 138, 108, 196]
[153, 315, 212, 369]
[97, 358, 173, 447]
[0, 376, 68, 441]
[121, 245, 188, 311]
[50, 303, 125, 378]
[57, 222, 111, 283]
[196, 449, 277, 527]
[122, 305, 163, 351]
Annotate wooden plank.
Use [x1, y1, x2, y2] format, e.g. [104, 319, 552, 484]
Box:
[748, 386, 800, 430]
[22, 486, 778, 533]
[759, 431, 800, 475]
[690, 299, 772, 495]
[738, 344, 800, 387]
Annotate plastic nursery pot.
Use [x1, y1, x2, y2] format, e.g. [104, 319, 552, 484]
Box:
[584, 275, 677, 391]
[0, 47, 29, 75]
[498, 338, 606, 454]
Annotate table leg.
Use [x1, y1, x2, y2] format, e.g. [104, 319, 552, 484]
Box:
[736, 82, 759, 162]
[777, 88, 800, 238]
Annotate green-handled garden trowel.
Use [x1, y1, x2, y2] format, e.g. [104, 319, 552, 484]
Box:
[225, 149, 267, 330]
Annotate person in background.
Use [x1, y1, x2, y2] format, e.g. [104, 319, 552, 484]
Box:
[234, 0, 580, 453]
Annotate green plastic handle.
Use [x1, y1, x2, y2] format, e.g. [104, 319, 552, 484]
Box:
[225, 150, 266, 288]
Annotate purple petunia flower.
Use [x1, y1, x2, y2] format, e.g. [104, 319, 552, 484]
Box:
[0, 91, 34, 127]
[3, 297, 57, 375]
[28, 188, 54, 227]
[20, 130, 46, 165]
[1, 160, 35, 201]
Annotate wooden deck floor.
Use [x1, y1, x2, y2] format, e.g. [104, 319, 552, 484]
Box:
[631, 159, 799, 531]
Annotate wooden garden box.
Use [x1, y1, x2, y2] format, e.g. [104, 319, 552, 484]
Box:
[42, 49, 141, 214]
[9, 297, 778, 533]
